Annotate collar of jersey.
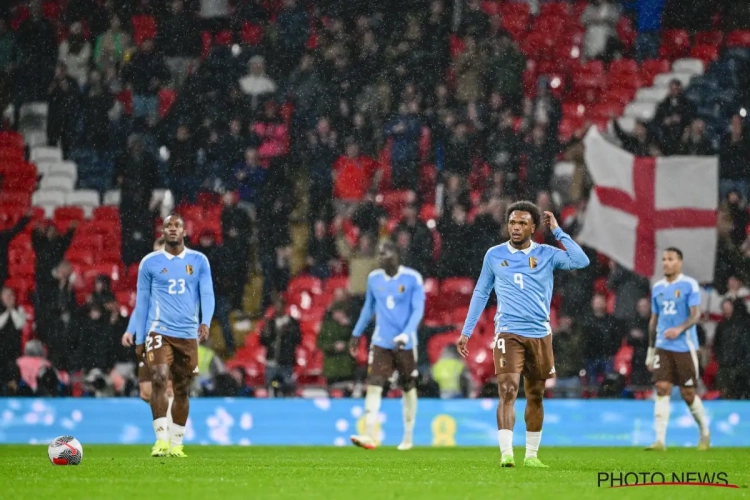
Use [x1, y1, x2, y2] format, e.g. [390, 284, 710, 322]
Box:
[382, 265, 404, 281]
[658, 273, 685, 286]
[162, 249, 187, 260]
[506, 241, 537, 255]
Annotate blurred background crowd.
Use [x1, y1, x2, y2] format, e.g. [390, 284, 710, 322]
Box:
[1, 0, 750, 401]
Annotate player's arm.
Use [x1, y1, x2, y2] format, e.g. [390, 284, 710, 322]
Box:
[121, 308, 138, 347]
[198, 255, 216, 342]
[457, 251, 495, 356]
[133, 261, 153, 350]
[349, 277, 376, 356]
[395, 277, 426, 350]
[646, 310, 658, 370]
[545, 212, 590, 270]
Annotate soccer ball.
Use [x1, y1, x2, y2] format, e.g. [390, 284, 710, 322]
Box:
[48, 436, 83, 465]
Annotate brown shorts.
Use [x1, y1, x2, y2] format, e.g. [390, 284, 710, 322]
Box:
[137, 360, 152, 383]
[146, 331, 199, 382]
[493, 333, 555, 380]
[652, 348, 698, 387]
[367, 345, 417, 384]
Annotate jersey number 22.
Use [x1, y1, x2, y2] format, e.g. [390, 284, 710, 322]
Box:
[662, 300, 676, 315]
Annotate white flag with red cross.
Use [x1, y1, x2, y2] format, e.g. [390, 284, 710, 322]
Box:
[578, 128, 718, 283]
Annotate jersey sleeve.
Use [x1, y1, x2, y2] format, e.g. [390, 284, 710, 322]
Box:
[550, 227, 590, 270]
[651, 287, 659, 315]
[198, 254, 216, 326]
[352, 275, 376, 338]
[403, 274, 426, 337]
[687, 279, 701, 308]
[134, 260, 153, 345]
[126, 309, 138, 335]
[461, 250, 495, 338]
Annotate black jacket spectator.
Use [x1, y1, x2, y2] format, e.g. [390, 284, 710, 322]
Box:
[155, 5, 201, 58]
[351, 192, 388, 237]
[32, 223, 76, 295]
[122, 40, 170, 96]
[719, 116, 750, 182]
[0, 214, 31, 287]
[438, 205, 473, 278]
[261, 308, 302, 369]
[393, 204, 434, 276]
[0, 287, 25, 387]
[47, 64, 80, 155]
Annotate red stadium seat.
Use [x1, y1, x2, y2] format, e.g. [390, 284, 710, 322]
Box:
[158, 89, 177, 118]
[241, 22, 264, 46]
[378, 190, 412, 219]
[609, 59, 638, 77]
[65, 248, 95, 266]
[427, 332, 459, 365]
[501, 13, 528, 40]
[726, 30, 750, 48]
[54, 206, 85, 224]
[639, 59, 671, 86]
[499, 2, 530, 19]
[588, 102, 624, 120]
[131, 15, 157, 46]
[215, 30, 233, 46]
[0, 190, 31, 207]
[287, 275, 323, 297]
[690, 45, 720, 64]
[539, 2, 571, 18]
[694, 31, 723, 46]
[481, 1, 500, 16]
[201, 31, 212, 59]
[0, 131, 24, 150]
[439, 278, 475, 309]
[601, 87, 636, 106]
[9, 262, 34, 278]
[659, 29, 691, 60]
[4, 277, 33, 305]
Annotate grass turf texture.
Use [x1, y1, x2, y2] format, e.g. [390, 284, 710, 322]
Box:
[3, 446, 750, 500]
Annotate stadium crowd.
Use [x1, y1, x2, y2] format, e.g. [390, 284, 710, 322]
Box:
[1, 0, 750, 400]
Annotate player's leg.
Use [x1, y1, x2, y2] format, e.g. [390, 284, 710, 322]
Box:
[146, 332, 172, 456]
[167, 338, 198, 457]
[166, 379, 175, 433]
[140, 360, 173, 433]
[494, 333, 525, 467]
[395, 349, 418, 450]
[521, 335, 553, 468]
[647, 349, 672, 450]
[351, 346, 392, 449]
[676, 351, 710, 450]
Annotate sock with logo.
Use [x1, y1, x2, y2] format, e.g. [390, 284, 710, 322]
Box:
[364, 385, 383, 439]
[153, 417, 169, 442]
[525, 431, 542, 458]
[170, 424, 186, 447]
[654, 395, 671, 444]
[498, 429, 513, 457]
[688, 396, 710, 437]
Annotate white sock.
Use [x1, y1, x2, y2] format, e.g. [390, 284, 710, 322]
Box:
[654, 395, 671, 444]
[525, 431, 542, 458]
[498, 429, 513, 457]
[364, 385, 383, 439]
[689, 396, 710, 437]
[153, 417, 169, 442]
[167, 396, 174, 433]
[401, 388, 417, 443]
[170, 423, 186, 447]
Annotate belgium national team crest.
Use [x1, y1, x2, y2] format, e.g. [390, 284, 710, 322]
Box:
[675, 289, 681, 298]
[529, 257, 538, 269]
[186, 265, 194, 275]
[398, 285, 405, 293]
[499, 357, 506, 368]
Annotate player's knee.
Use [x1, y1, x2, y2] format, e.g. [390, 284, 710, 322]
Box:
[399, 376, 417, 392]
[366, 376, 387, 388]
[497, 380, 519, 402]
[680, 387, 695, 404]
[172, 376, 191, 398]
[166, 382, 174, 399]
[655, 383, 671, 397]
[151, 370, 168, 389]
[525, 386, 544, 403]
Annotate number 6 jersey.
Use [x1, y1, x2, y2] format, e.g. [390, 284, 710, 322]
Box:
[461, 227, 590, 339]
[651, 274, 701, 353]
[352, 266, 426, 350]
[133, 248, 216, 345]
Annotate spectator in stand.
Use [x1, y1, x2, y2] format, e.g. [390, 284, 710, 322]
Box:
[122, 38, 170, 120]
[471, 196, 504, 272]
[275, 0, 309, 78]
[551, 316, 584, 398]
[678, 119, 715, 156]
[333, 138, 380, 214]
[633, 0, 665, 61]
[335, 217, 378, 309]
[627, 297, 652, 387]
[437, 204, 473, 278]
[431, 345, 472, 398]
[114, 135, 158, 266]
[16, 0, 58, 102]
[393, 203, 434, 275]
[525, 123, 558, 199]
[713, 298, 750, 399]
[32, 221, 77, 303]
[724, 275, 750, 302]
[261, 295, 301, 396]
[93, 14, 130, 74]
[453, 36, 484, 105]
[47, 62, 80, 157]
[0, 211, 31, 287]
[156, 0, 201, 88]
[485, 109, 521, 196]
[580, 293, 621, 385]
[0, 287, 26, 389]
[15, 339, 59, 396]
[719, 114, 750, 201]
[443, 122, 474, 176]
[258, 197, 293, 310]
[197, 229, 235, 355]
[78, 69, 114, 153]
[305, 117, 339, 223]
[526, 77, 562, 138]
[422, 1, 451, 90]
[239, 55, 277, 111]
[613, 118, 661, 156]
[714, 207, 747, 294]
[725, 191, 750, 247]
[37, 261, 80, 372]
[607, 261, 651, 324]
[0, 19, 19, 76]
[486, 32, 524, 114]
[253, 100, 290, 163]
[351, 189, 388, 238]
[581, 0, 621, 62]
[168, 124, 199, 206]
[220, 192, 252, 311]
[383, 101, 422, 191]
[317, 288, 356, 387]
[58, 22, 92, 89]
[441, 173, 472, 215]
[662, 0, 713, 32]
[458, 0, 489, 38]
[234, 147, 267, 218]
[88, 275, 115, 310]
[286, 52, 325, 136]
[78, 302, 116, 373]
[653, 79, 695, 156]
[307, 219, 338, 280]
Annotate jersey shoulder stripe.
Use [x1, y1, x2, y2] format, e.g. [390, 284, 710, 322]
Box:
[138, 250, 163, 271]
[185, 248, 210, 264]
[677, 274, 700, 292]
[400, 266, 424, 285]
[367, 269, 385, 280]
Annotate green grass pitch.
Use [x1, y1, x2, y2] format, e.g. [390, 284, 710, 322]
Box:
[3, 446, 750, 500]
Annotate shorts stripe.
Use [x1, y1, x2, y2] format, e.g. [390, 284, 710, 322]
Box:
[685, 338, 700, 381]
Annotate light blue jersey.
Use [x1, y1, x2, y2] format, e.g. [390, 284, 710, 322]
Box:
[462, 227, 590, 338]
[352, 266, 426, 350]
[133, 248, 216, 345]
[651, 274, 701, 353]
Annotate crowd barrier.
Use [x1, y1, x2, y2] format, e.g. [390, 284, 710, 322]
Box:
[1, 398, 748, 446]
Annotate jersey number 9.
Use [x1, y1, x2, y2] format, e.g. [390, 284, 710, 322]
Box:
[514, 273, 524, 290]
